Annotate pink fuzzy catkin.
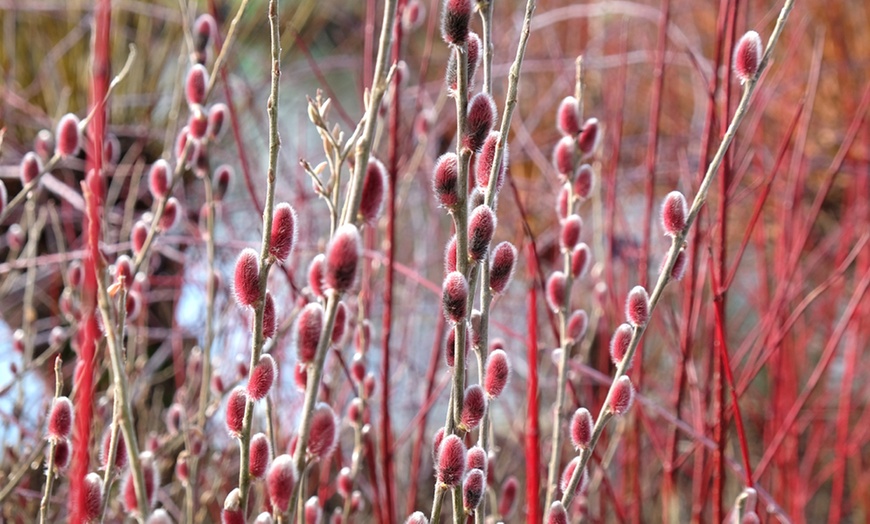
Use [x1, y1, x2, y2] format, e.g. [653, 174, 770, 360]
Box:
[295, 303, 324, 363]
[489, 241, 517, 294]
[557, 96, 581, 136]
[326, 224, 361, 294]
[249, 432, 272, 479]
[734, 31, 763, 83]
[433, 153, 460, 208]
[436, 435, 466, 486]
[625, 285, 650, 326]
[661, 191, 688, 236]
[570, 408, 593, 449]
[609, 376, 635, 415]
[442, 271, 469, 321]
[225, 387, 247, 437]
[268, 455, 297, 514]
[248, 354, 277, 401]
[460, 385, 486, 430]
[270, 202, 298, 262]
[546, 271, 568, 312]
[484, 349, 510, 398]
[440, 0, 472, 45]
[233, 249, 260, 307]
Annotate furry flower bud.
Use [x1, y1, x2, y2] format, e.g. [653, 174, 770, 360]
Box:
[546, 502, 569, 524]
[609, 376, 635, 415]
[498, 476, 518, 518]
[440, 0, 472, 45]
[661, 191, 688, 236]
[268, 454, 297, 514]
[560, 214, 583, 250]
[489, 241, 517, 294]
[295, 303, 324, 363]
[249, 432, 272, 479]
[464, 93, 496, 152]
[546, 271, 568, 312]
[566, 309, 588, 343]
[186, 64, 208, 106]
[667, 249, 688, 281]
[625, 285, 650, 326]
[444, 236, 458, 273]
[734, 31, 763, 83]
[122, 452, 158, 515]
[406, 512, 429, 524]
[553, 136, 576, 175]
[460, 384, 486, 431]
[48, 397, 73, 441]
[463, 468, 485, 510]
[557, 96, 582, 136]
[208, 103, 228, 139]
[476, 132, 507, 192]
[248, 354, 277, 401]
[233, 248, 260, 307]
[433, 153, 460, 208]
[308, 254, 326, 298]
[270, 202, 298, 262]
[20, 152, 42, 185]
[570, 408, 593, 449]
[571, 243, 591, 279]
[609, 323, 633, 368]
[304, 496, 322, 524]
[56, 114, 81, 157]
[326, 224, 361, 294]
[225, 387, 247, 437]
[560, 457, 588, 497]
[442, 271, 468, 321]
[445, 325, 469, 367]
[468, 205, 496, 262]
[437, 434, 466, 486]
[574, 164, 594, 199]
[466, 446, 487, 473]
[577, 118, 599, 154]
[484, 349, 510, 398]
[359, 158, 387, 223]
[148, 159, 171, 200]
[308, 403, 339, 460]
[83, 472, 103, 522]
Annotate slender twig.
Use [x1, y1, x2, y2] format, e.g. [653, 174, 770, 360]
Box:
[38, 357, 64, 524]
[236, 0, 282, 513]
[559, 0, 796, 506]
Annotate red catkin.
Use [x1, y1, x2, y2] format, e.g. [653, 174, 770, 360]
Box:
[332, 301, 348, 345]
[359, 158, 387, 223]
[175, 452, 189, 484]
[557, 96, 582, 136]
[610, 323, 634, 368]
[221, 489, 245, 524]
[437, 434, 466, 486]
[571, 243, 591, 279]
[34, 129, 54, 159]
[466, 445, 487, 473]
[442, 271, 468, 321]
[484, 349, 510, 398]
[122, 452, 158, 515]
[566, 309, 588, 343]
[460, 384, 487, 430]
[609, 376, 635, 415]
[546, 501, 569, 524]
[270, 202, 298, 262]
[337, 467, 353, 497]
[131, 221, 148, 255]
[214, 165, 232, 201]
[661, 190, 688, 236]
[304, 496, 322, 524]
[570, 408, 593, 449]
[464, 93, 496, 152]
[308, 254, 327, 298]
[498, 476, 518, 518]
[48, 396, 73, 441]
[546, 271, 568, 312]
[20, 152, 41, 185]
[489, 241, 517, 294]
[53, 439, 70, 470]
[468, 205, 496, 261]
[577, 118, 599, 154]
[574, 164, 594, 199]
[445, 325, 469, 367]
[467, 32, 482, 83]
[560, 214, 583, 250]
[233, 248, 260, 307]
[208, 103, 228, 139]
[193, 14, 217, 53]
[165, 403, 183, 434]
[625, 285, 650, 326]
[295, 303, 324, 363]
[406, 512, 428, 524]
[668, 249, 688, 281]
[159, 197, 181, 231]
[433, 153, 460, 208]
[268, 454, 297, 514]
[308, 403, 339, 460]
[148, 160, 171, 200]
[82, 472, 103, 522]
[189, 106, 209, 139]
[294, 362, 309, 392]
[326, 224, 361, 294]
[186, 64, 208, 106]
[444, 236, 458, 273]
[560, 457, 587, 497]
[553, 136, 576, 176]
[463, 468, 485, 510]
[556, 186, 570, 221]
[55, 113, 81, 157]
[734, 30, 763, 84]
[249, 432, 272, 479]
[225, 387, 247, 437]
[476, 132, 508, 192]
[248, 354, 277, 401]
[100, 429, 127, 469]
[440, 0, 472, 45]
[432, 427, 446, 461]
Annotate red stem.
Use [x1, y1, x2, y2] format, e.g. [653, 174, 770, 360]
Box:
[69, 2, 110, 522]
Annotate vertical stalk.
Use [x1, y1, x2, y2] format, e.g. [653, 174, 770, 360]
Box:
[236, 0, 282, 513]
[38, 358, 64, 524]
